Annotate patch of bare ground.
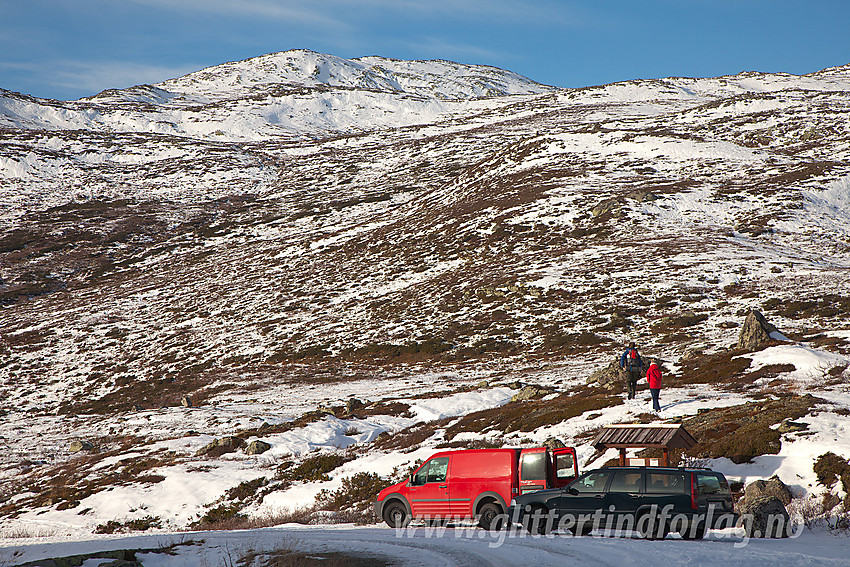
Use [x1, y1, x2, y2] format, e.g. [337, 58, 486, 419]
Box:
[443, 388, 623, 439]
[673, 343, 798, 390]
[1, 441, 175, 518]
[638, 394, 825, 465]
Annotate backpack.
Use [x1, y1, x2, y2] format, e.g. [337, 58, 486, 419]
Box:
[627, 348, 639, 369]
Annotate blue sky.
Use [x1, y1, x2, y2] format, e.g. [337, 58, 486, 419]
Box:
[1, 0, 849, 100]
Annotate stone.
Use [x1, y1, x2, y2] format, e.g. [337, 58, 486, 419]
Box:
[744, 476, 793, 506]
[591, 198, 619, 217]
[777, 420, 809, 434]
[345, 398, 364, 414]
[181, 396, 193, 408]
[69, 440, 94, 453]
[246, 440, 272, 455]
[739, 495, 791, 538]
[317, 405, 336, 416]
[196, 436, 245, 457]
[544, 437, 566, 450]
[737, 309, 779, 350]
[510, 385, 546, 402]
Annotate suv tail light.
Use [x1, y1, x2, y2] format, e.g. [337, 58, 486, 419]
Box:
[690, 472, 698, 510]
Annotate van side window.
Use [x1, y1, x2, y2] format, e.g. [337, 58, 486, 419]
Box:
[426, 457, 449, 483]
[646, 472, 687, 494]
[572, 471, 612, 493]
[555, 453, 575, 479]
[412, 462, 429, 485]
[521, 452, 547, 480]
[609, 471, 643, 493]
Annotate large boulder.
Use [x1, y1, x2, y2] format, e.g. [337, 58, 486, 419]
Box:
[739, 496, 791, 538]
[587, 361, 622, 390]
[245, 440, 272, 455]
[544, 437, 566, 450]
[744, 476, 793, 505]
[737, 309, 779, 350]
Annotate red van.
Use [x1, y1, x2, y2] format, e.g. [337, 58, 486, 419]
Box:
[374, 446, 578, 529]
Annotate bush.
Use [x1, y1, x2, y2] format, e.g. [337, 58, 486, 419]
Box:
[814, 452, 850, 488]
[315, 472, 387, 523]
[279, 452, 353, 483]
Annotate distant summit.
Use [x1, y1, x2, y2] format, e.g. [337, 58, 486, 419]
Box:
[102, 49, 556, 103]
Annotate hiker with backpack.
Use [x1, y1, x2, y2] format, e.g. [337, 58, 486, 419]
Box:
[619, 342, 643, 399]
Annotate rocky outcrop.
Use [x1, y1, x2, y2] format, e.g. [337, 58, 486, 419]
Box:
[586, 361, 623, 390]
[737, 309, 779, 350]
[544, 437, 566, 450]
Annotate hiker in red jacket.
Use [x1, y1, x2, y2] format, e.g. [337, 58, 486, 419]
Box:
[646, 359, 662, 412]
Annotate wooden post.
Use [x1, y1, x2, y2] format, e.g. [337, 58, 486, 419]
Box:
[662, 448, 670, 467]
[619, 448, 626, 466]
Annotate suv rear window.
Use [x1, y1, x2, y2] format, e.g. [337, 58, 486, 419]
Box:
[646, 472, 687, 494]
[697, 472, 731, 496]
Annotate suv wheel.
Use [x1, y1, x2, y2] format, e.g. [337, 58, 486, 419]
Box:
[638, 514, 669, 540]
[383, 501, 410, 528]
[679, 521, 707, 540]
[524, 505, 552, 535]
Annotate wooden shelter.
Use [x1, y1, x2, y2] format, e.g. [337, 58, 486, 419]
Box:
[592, 423, 698, 467]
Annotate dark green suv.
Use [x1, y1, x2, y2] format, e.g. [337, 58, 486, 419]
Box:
[508, 466, 737, 539]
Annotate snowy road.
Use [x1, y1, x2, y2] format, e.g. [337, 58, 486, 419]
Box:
[5, 525, 850, 567]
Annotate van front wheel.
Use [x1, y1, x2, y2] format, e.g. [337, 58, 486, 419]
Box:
[383, 501, 410, 528]
[478, 502, 504, 531]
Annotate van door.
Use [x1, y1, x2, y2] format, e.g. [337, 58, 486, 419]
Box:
[408, 457, 451, 520]
[550, 448, 578, 488]
[519, 450, 547, 494]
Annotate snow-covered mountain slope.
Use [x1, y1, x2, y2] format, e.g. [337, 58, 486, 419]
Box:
[1, 52, 850, 540]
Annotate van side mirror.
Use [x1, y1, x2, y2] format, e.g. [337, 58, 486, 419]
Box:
[567, 487, 579, 495]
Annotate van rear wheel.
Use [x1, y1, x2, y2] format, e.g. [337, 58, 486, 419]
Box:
[478, 502, 505, 531]
[383, 501, 410, 528]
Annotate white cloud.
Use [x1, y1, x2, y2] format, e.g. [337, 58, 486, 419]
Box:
[400, 37, 506, 63]
[126, 0, 349, 28]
